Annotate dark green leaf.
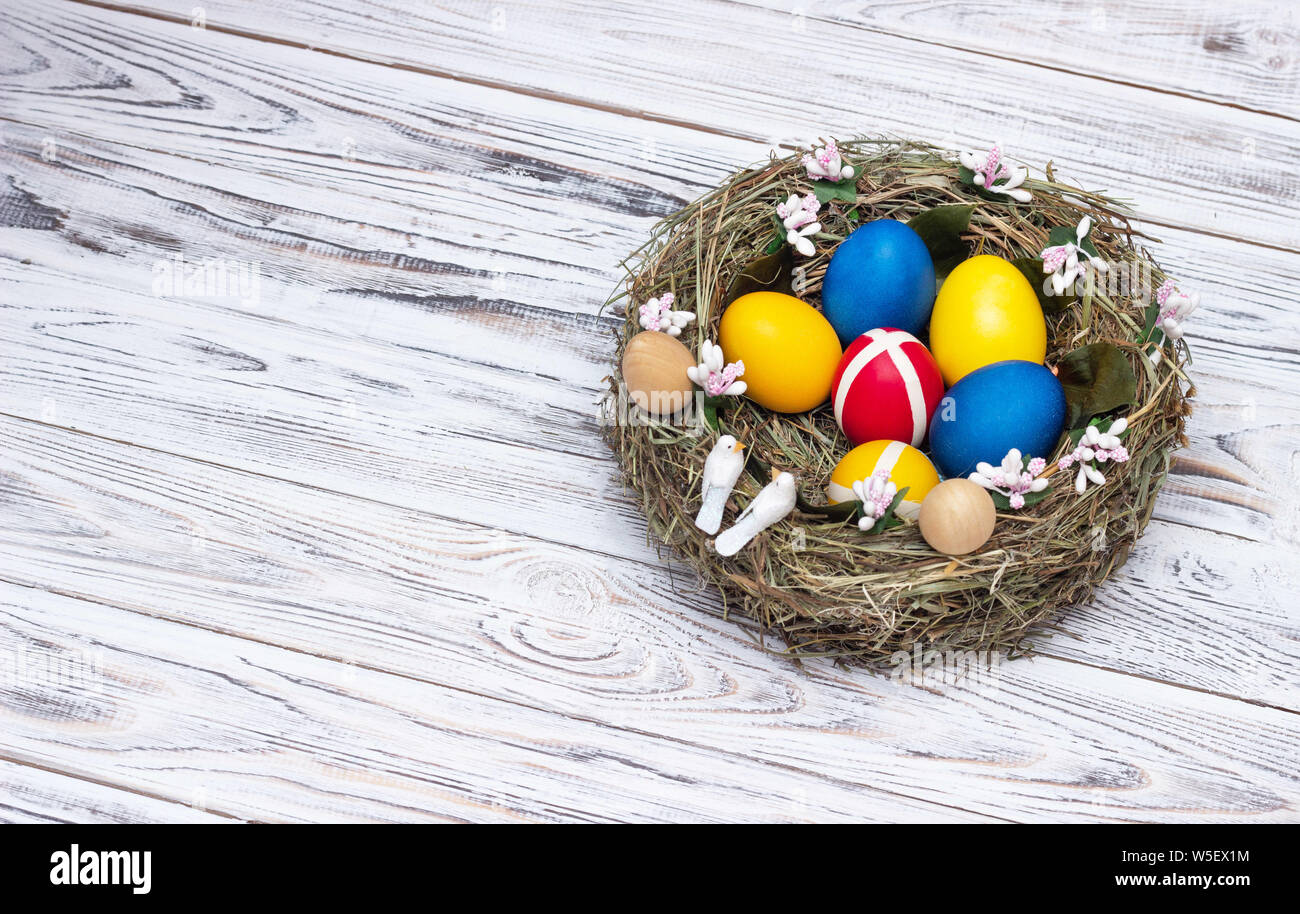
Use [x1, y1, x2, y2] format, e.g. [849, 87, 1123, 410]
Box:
[1011, 257, 1073, 314]
[1056, 343, 1137, 429]
[794, 494, 861, 522]
[988, 487, 1051, 510]
[725, 245, 794, 304]
[907, 203, 975, 279]
[1135, 296, 1161, 345]
[1046, 225, 1076, 248]
[812, 176, 858, 205]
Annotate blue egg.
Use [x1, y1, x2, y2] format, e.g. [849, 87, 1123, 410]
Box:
[928, 360, 1066, 479]
[821, 219, 936, 342]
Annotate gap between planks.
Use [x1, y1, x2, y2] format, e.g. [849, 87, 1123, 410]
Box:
[2, 406, 1291, 720]
[60, 0, 1300, 255]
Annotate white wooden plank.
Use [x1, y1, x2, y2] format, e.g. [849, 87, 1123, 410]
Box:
[0, 66, 1293, 548]
[0, 417, 1297, 822]
[0, 578, 985, 822]
[738, 0, 1300, 119]
[0, 758, 232, 823]
[61, 0, 1300, 248]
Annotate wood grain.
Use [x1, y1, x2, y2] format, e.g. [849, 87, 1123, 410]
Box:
[64, 0, 1300, 248]
[0, 0, 1295, 821]
[0, 416, 1296, 822]
[739, 0, 1300, 119]
[0, 757, 232, 823]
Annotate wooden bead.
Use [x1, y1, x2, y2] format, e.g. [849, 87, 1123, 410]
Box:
[621, 331, 696, 416]
[918, 478, 996, 556]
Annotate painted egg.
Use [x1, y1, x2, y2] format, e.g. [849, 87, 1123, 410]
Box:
[918, 479, 996, 556]
[821, 219, 936, 343]
[827, 439, 940, 519]
[928, 360, 1066, 479]
[718, 291, 842, 413]
[831, 328, 945, 447]
[928, 254, 1046, 385]
[621, 331, 696, 416]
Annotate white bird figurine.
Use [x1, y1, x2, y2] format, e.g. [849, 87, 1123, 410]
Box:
[694, 435, 747, 535]
[714, 472, 798, 557]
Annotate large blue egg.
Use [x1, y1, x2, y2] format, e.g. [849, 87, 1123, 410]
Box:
[821, 219, 936, 342]
[928, 360, 1066, 478]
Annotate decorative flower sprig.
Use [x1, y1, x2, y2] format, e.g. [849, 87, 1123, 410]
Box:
[1057, 417, 1129, 494]
[1143, 279, 1199, 364]
[776, 193, 822, 257]
[851, 471, 909, 534]
[1041, 216, 1109, 296]
[853, 471, 897, 530]
[637, 292, 695, 336]
[802, 139, 855, 182]
[687, 340, 746, 397]
[957, 144, 1032, 203]
[969, 449, 1049, 509]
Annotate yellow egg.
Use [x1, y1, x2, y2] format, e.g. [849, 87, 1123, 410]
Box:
[918, 479, 996, 555]
[718, 291, 842, 413]
[621, 331, 695, 416]
[928, 254, 1046, 386]
[826, 439, 939, 519]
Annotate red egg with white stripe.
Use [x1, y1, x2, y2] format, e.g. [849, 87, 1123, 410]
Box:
[831, 327, 945, 447]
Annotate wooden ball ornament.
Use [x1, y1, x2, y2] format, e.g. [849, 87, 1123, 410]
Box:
[918, 478, 996, 556]
[621, 331, 696, 416]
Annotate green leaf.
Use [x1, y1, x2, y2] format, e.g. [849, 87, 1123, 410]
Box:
[794, 495, 861, 522]
[1135, 296, 1161, 345]
[907, 203, 975, 279]
[1056, 343, 1137, 429]
[1046, 225, 1076, 248]
[988, 487, 1051, 510]
[812, 176, 859, 205]
[725, 245, 794, 304]
[1011, 257, 1073, 314]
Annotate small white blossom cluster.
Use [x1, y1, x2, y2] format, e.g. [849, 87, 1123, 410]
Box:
[1058, 418, 1129, 494]
[637, 292, 695, 336]
[687, 339, 746, 397]
[969, 449, 1048, 509]
[1041, 216, 1109, 296]
[958, 144, 1031, 203]
[802, 139, 855, 182]
[776, 193, 822, 257]
[852, 470, 897, 531]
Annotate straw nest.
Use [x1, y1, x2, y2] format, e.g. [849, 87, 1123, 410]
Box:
[604, 139, 1191, 664]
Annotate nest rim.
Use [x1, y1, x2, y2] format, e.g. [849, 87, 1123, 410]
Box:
[604, 138, 1191, 666]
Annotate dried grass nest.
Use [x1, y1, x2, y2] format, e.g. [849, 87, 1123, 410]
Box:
[604, 139, 1192, 664]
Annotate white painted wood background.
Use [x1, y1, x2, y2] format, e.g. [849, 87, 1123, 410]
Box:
[0, 0, 1297, 823]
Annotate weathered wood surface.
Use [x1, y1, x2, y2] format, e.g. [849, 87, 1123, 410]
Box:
[0, 0, 1296, 821]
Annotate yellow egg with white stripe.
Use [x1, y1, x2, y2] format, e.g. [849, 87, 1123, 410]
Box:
[826, 440, 940, 519]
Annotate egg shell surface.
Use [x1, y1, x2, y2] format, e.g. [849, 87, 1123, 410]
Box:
[928, 359, 1066, 478]
[831, 327, 945, 447]
[928, 254, 1047, 385]
[826, 439, 940, 519]
[718, 291, 842, 413]
[820, 219, 936, 343]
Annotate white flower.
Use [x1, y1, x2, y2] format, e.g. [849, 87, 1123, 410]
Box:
[969, 448, 1049, 509]
[1041, 216, 1109, 296]
[852, 470, 898, 530]
[802, 139, 855, 182]
[776, 193, 822, 257]
[1056, 417, 1129, 494]
[637, 292, 696, 337]
[687, 339, 746, 397]
[958, 144, 1032, 203]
